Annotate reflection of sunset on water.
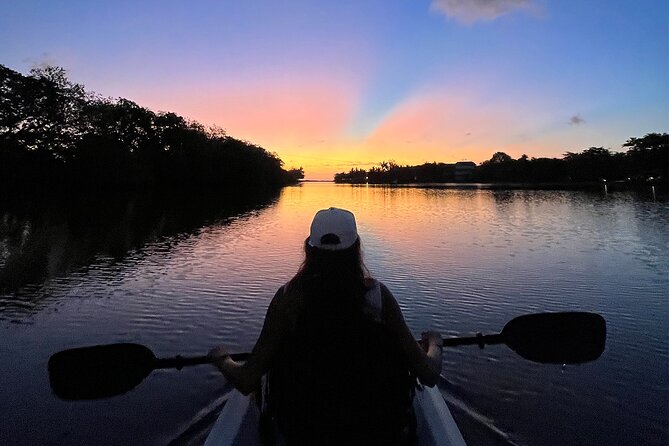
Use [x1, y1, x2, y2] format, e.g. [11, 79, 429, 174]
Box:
[1, 183, 667, 446]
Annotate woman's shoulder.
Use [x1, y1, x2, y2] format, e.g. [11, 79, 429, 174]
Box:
[268, 282, 304, 315]
[363, 278, 394, 300]
[363, 278, 402, 323]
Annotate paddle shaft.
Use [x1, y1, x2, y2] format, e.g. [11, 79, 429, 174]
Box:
[154, 352, 249, 370]
[156, 333, 504, 369]
[157, 332, 504, 369]
[158, 336, 502, 369]
[442, 333, 503, 348]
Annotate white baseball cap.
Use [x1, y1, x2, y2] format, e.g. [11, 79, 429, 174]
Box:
[308, 207, 359, 251]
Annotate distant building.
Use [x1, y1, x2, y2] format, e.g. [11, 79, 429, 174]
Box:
[454, 161, 476, 181]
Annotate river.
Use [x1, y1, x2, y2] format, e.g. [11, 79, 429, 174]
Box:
[1, 183, 667, 446]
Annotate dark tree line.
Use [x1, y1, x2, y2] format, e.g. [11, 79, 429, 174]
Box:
[476, 137, 667, 183]
[335, 134, 668, 189]
[334, 160, 461, 184]
[0, 64, 304, 193]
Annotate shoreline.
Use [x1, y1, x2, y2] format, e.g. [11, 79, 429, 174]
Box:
[329, 180, 666, 195]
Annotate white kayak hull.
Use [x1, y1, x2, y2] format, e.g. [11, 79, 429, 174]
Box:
[205, 385, 467, 446]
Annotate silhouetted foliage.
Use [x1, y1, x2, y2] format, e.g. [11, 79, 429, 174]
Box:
[334, 168, 367, 183]
[285, 167, 305, 183]
[622, 133, 668, 179]
[334, 134, 668, 191]
[336, 161, 461, 184]
[0, 64, 299, 193]
[489, 152, 513, 164]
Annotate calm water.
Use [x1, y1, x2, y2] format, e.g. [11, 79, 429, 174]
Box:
[1, 183, 667, 446]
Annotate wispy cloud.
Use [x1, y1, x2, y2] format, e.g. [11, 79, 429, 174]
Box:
[569, 114, 585, 125]
[430, 0, 534, 24]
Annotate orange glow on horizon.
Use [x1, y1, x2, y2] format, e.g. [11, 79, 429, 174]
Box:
[134, 75, 641, 181]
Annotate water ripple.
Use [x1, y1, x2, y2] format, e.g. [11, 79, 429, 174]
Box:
[1, 186, 667, 446]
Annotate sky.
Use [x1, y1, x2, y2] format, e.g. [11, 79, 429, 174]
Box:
[1, 0, 668, 179]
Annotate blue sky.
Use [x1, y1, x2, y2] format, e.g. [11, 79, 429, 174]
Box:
[2, 0, 667, 178]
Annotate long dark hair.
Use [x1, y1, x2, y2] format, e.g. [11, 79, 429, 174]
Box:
[272, 238, 415, 444]
[287, 237, 370, 317]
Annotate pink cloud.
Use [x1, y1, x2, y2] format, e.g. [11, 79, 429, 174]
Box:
[139, 74, 361, 156]
[209, 82, 353, 145]
[362, 89, 522, 163]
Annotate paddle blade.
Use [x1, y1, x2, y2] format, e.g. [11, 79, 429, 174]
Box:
[48, 343, 157, 400]
[501, 312, 606, 364]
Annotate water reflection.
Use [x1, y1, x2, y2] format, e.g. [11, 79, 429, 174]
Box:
[0, 189, 280, 299]
[0, 184, 666, 446]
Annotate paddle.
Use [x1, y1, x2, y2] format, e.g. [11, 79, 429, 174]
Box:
[48, 311, 605, 401]
[440, 311, 606, 364]
[48, 343, 250, 401]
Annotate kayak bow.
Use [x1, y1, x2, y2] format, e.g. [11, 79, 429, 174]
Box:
[204, 384, 467, 446]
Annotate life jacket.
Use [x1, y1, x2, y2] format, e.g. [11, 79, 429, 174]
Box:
[266, 280, 416, 446]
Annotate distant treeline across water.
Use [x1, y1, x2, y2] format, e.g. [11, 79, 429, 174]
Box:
[0, 65, 304, 193]
[334, 136, 668, 191]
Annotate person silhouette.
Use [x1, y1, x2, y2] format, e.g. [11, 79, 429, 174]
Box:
[209, 207, 443, 445]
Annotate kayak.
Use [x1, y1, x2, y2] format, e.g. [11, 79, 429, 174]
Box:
[204, 384, 467, 446]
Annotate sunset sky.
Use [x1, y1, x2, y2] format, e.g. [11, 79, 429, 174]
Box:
[2, 0, 668, 179]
